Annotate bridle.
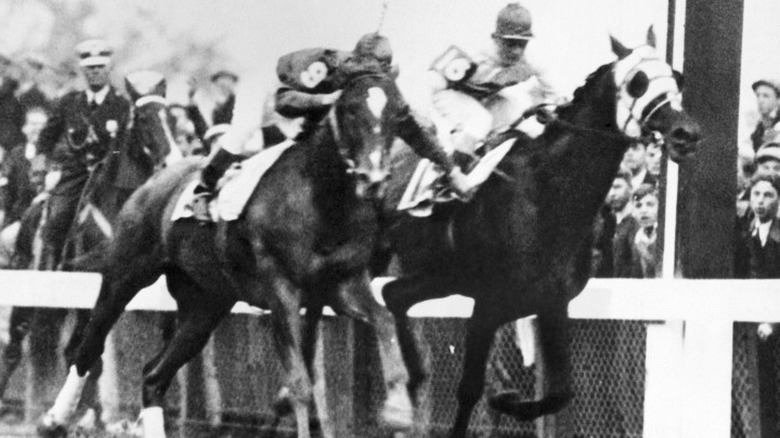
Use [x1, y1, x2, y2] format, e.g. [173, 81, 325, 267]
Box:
[326, 73, 390, 182]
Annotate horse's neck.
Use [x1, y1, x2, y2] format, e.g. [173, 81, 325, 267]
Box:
[304, 124, 355, 202]
[531, 85, 630, 215]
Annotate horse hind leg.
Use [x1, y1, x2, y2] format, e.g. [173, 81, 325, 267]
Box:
[272, 303, 334, 438]
[139, 285, 232, 438]
[488, 301, 574, 421]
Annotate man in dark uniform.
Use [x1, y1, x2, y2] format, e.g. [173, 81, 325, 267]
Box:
[37, 39, 131, 269]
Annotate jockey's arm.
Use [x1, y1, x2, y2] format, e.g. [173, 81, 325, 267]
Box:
[275, 87, 341, 119]
[216, 80, 267, 155]
[394, 104, 454, 173]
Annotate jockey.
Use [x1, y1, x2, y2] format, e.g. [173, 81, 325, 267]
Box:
[426, 2, 562, 154]
[193, 32, 472, 210]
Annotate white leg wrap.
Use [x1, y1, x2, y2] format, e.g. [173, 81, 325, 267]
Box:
[46, 365, 88, 425]
[140, 407, 166, 438]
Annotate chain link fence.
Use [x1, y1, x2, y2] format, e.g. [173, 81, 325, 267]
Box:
[0, 312, 770, 437]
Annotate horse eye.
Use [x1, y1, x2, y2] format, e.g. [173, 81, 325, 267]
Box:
[627, 71, 649, 98]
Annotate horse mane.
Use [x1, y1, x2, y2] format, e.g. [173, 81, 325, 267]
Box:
[555, 62, 615, 122]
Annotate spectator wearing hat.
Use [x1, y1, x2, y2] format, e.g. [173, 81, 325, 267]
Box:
[756, 141, 780, 176]
[36, 38, 131, 270]
[738, 142, 780, 231]
[0, 54, 24, 153]
[422, 2, 561, 155]
[190, 32, 471, 221]
[750, 79, 780, 153]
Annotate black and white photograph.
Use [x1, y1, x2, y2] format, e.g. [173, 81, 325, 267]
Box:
[0, 0, 775, 437]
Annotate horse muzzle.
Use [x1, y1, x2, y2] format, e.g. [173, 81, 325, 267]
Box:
[665, 118, 702, 162]
[354, 169, 390, 200]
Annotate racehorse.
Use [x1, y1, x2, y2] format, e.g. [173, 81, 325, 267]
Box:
[377, 32, 702, 438]
[40, 70, 418, 438]
[0, 71, 180, 429]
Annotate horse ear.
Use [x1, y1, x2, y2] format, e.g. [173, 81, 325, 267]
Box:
[124, 77, 141, 102]
[610, 35, 632, 60]
[646, 25, 657, 48]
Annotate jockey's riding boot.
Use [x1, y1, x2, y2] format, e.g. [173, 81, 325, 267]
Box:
[192, 148, 243, 221]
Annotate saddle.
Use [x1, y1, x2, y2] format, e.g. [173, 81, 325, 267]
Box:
[171, 140, 296, 222]
[397, 131, 522, 217]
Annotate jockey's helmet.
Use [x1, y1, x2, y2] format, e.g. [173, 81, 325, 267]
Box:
[492, 3, 534, 40]
[353, 33, 393, 66]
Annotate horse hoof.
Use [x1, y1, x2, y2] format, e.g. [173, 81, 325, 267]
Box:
[272, 386, 294, 417]
[36, 415, 68, 438]
[380, 385, 413, 431]
[488, 391, 572, 421]
[488, 391, 541, 421]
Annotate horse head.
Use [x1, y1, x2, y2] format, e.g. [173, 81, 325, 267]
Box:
[330, 72, 404, 200]
[610, 28, 701, 161]
[125, 71, 180, 170]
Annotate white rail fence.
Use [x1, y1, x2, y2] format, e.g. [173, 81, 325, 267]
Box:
[0, 270, 775, 438]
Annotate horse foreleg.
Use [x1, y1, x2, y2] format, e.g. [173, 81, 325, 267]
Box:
[40, 275, 153, 431]
[450, 305, 499, 438]
[338, 271, 413, 432]
[139, 299, 232, 438]
[488, 300, 574, 420]
[383, 275, 453, 402]
[303, 304, 337, 438]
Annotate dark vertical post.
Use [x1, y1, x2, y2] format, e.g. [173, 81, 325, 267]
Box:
[677, 0, 743, 278]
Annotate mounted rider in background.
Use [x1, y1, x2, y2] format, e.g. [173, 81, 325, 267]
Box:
[193, 32, 472, 213]
[37, 39, 132, 269]
[426, 2, 562, 155]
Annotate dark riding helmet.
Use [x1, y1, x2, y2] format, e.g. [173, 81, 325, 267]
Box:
[353, 33, 393, 66]
[492, 3, 534, 40]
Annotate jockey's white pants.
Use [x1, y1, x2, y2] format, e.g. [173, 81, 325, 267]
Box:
[431, 87, 544, 154]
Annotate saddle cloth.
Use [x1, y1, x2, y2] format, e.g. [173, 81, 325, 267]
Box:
[397, 138, 515, 217]
[171, 140, 295, 222]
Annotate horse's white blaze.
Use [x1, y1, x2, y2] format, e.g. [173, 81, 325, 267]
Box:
[158, 109, 183, 165]
[369, 149, 383, 171]
[366, 87, 387, 119]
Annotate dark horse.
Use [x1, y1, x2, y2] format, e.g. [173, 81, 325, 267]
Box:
[41, 71, 420, 438]
[13, 71, 180, 430]
[377, 34, 702, 438]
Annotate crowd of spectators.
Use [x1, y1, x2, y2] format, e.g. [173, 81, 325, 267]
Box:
[592, 138, 662, 279]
